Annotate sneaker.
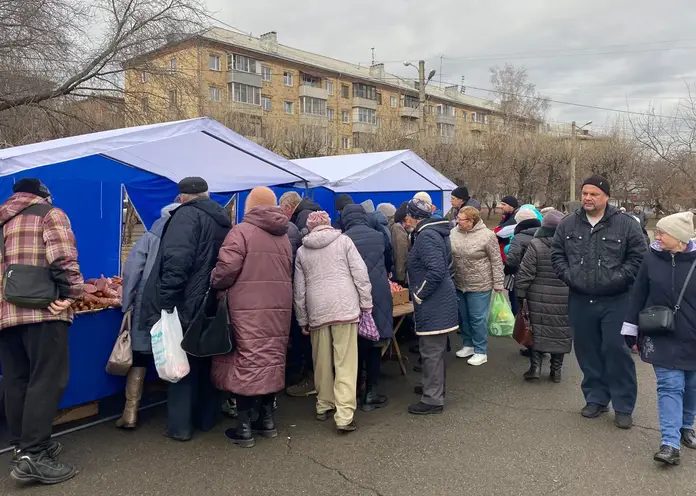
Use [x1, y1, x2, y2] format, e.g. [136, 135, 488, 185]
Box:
[286, 377, 317, 397]
[581, 403, 610, 418]
[11, 441, 62, 467]
[615, 412, 633, 429]
[11, 451, 77, 485]
[336, 420, 357, 433]
[654, 445, 680, 465]
[408, 401, 444, 415]
[316, 409, 335, 421]
[456, 346, 475, 359]
[681, 428, 696, 449]
[467, 354, 488, 366]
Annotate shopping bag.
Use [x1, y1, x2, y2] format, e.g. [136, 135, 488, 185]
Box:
[487, 292, 515, 337]
[358, 311, 380, 341]
[181, 290, 234, 357]
[105, 311, 133, 376]
[513, 300, 534, 347]
[150, 308, 190, 383]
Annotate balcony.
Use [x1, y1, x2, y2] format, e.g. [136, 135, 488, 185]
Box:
[469, 121, 489, 132]
[352, 122, 378, 134]
[299, 114, 329, 127]
[435, 113, 456, 126]
[352, 96, 378, 110]
[399, 106, 422, 119]
[227, 70, 262, 88]
[299, 85, 328, 100]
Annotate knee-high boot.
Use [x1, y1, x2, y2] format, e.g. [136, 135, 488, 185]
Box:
[522, 351, 542, 381]
[116, 367, 146, 429]
[550, 354, 564, 383]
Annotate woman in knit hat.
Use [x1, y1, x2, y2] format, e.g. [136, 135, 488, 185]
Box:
[622, 211, 696, 466]
[515, 210, 572, 382]
[294, 211, 373, 433]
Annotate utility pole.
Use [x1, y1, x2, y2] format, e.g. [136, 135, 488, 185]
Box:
[570, 120, 577, 202]
[418, 60, 426, 135]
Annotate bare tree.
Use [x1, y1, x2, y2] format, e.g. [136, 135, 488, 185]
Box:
[489, 64, 550, 131]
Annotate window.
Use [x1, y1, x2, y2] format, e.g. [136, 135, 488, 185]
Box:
[404, 95, 419, 108]
[425, 105, 433, 115]
[341, 110, 349, 123]
[208, 85, 221, 102]
[437, 122, 455, 138]
[376, 92, 382, 105]
[262, 96, 272, 112]
[341, 85, 350, 98]
[300, 96, 326, 116]
[169, 58, 177, 72]
[471, 112, 488, 123]
[284, 101, 294, 114]
[302, 73, 321, 87]
[353, 83, 377, 100]
[376, 117, 382, 128]
[326, 81, 334, 96]
[230, 82, 261, 105]
[208, 55, 221, 71]
[140, 97, 149, 114]
[357, 107, 377, 125]
[230, 54, 256, 73]
[462, 111, 467, 122]
[437, 104, 455, 117]
[353, 132, 360, 148]
[284, 71, 293, 86]
[261, 66, 271, 81]
[168, 89, 177, 109]
[390, 95, 397, 108]
[327, 108, 335, 121]
[140, 72, 149, 83]
[341, 136, 350, 149]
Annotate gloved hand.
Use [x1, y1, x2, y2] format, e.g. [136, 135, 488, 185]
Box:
[624, 335, 637, 349]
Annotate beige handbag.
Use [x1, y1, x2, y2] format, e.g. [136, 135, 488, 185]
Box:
[106, 311, 133, 376]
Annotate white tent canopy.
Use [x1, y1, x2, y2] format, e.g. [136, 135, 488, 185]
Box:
[293, 150, 456, 193]
[0, 117, 326, 192]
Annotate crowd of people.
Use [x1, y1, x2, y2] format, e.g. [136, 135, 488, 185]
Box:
[1, 173, 696, 485]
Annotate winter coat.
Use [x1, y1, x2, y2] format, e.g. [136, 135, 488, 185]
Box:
[290, 197, 322, 234]
[140, 197, 232, 334]
[342, 205, 393, 340]
[408, 219, 458, 336]
[445, 198, 482, 225]
[0, 193, 83, 331]
[623, 242, 696, 371]
[122, 205, 177, 352]
[551, 205, 647, 297]
[515, 227, 572, 354]
[287, 221, 301, 261]
[371, 211, 393, 270]
[210, 206, 293, 396]
[390, 222, 410, 286]
[631, 210, 648, 229]
[294, 225, 373, 331]
[504, 219, 541, 275]
[450, 220, 505, 294]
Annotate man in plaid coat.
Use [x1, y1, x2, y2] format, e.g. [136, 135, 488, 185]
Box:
[0, 178, 83, 485]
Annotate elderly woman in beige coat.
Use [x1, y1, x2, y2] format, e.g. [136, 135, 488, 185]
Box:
[294, 211, 373, 433]
[450, 206, 505, 366]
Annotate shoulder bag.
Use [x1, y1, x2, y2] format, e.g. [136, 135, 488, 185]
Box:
[638, 258, 696, 335]
[181, 289, 234, 357]
[106, 311, 133, 376]
[1, 203, 60, 309]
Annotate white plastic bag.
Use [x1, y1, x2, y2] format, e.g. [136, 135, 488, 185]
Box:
[150, 308, 190, 383]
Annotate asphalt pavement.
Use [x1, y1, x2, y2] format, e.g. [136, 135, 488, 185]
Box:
[0, 336, 693, 496]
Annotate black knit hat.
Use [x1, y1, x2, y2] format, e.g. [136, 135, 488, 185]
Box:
[451, 186, 470, 201]
[13, 178, 51, 199]
[178, 177, 208, 194]
[335, 194, 354, 213]
[582, 175, 610, 196]
[394, 201, 408, 224]
[501, 195, 519, 209]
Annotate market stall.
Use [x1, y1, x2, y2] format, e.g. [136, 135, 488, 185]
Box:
[0, 117, 325, 409]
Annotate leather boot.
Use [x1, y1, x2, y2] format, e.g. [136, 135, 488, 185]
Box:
[523, 351, 542, 380]
[116, 367, 146, 429]
[361, 385, 388, 412]
[225, 409, 255, 448]
[549, 354, 564, 383]
[251, 396, 278, 438]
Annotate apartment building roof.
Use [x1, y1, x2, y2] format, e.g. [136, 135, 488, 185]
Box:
[202, 27, 497, 113]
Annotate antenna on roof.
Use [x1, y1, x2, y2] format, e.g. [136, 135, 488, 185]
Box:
[461, 76, 466, 94]
[371, 47, 375, 66]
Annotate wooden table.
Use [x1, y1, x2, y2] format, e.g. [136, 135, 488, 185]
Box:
[381, 302, 414, 376]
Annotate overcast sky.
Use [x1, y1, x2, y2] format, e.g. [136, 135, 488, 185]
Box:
[209, 0, 696, 134]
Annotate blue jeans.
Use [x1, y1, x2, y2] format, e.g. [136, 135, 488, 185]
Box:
[654, 366, 696, 449]
[457, 291, 491, 355]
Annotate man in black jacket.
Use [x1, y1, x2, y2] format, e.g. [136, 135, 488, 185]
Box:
[140, 177, 232, 441]
[279, 191, 321, 234]
[551, 175, 646, 429]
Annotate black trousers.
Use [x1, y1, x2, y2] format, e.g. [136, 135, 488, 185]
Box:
[568, 293, 637, 414]
[167, 356, 219, 439]
[358, 337, 382, 390]
[286, 312, 313, 384]
[0, 321, 70, 453]
[236, 393, 274, 413]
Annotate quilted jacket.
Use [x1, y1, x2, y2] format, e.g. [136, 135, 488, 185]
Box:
[450, 220, 505, 293]
[294, 225, 372, 331]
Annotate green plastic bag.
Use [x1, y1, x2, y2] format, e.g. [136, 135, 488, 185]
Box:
[487, 292, 515, 337]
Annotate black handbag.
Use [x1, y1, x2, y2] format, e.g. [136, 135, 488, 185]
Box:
[181, 289, 234, 357]
[638, 258, 696, 335]
[1, 204, 59, 309]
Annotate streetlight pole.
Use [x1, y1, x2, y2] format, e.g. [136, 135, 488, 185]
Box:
[418, 60, 426, 134]
[570, 121, 577, 202]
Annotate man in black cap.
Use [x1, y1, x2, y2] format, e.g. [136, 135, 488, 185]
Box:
[445, 186, 481, 227]
[551, 175, 646, 430]
[140, 176, 232, 441]
[333, 193, 355, 232]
